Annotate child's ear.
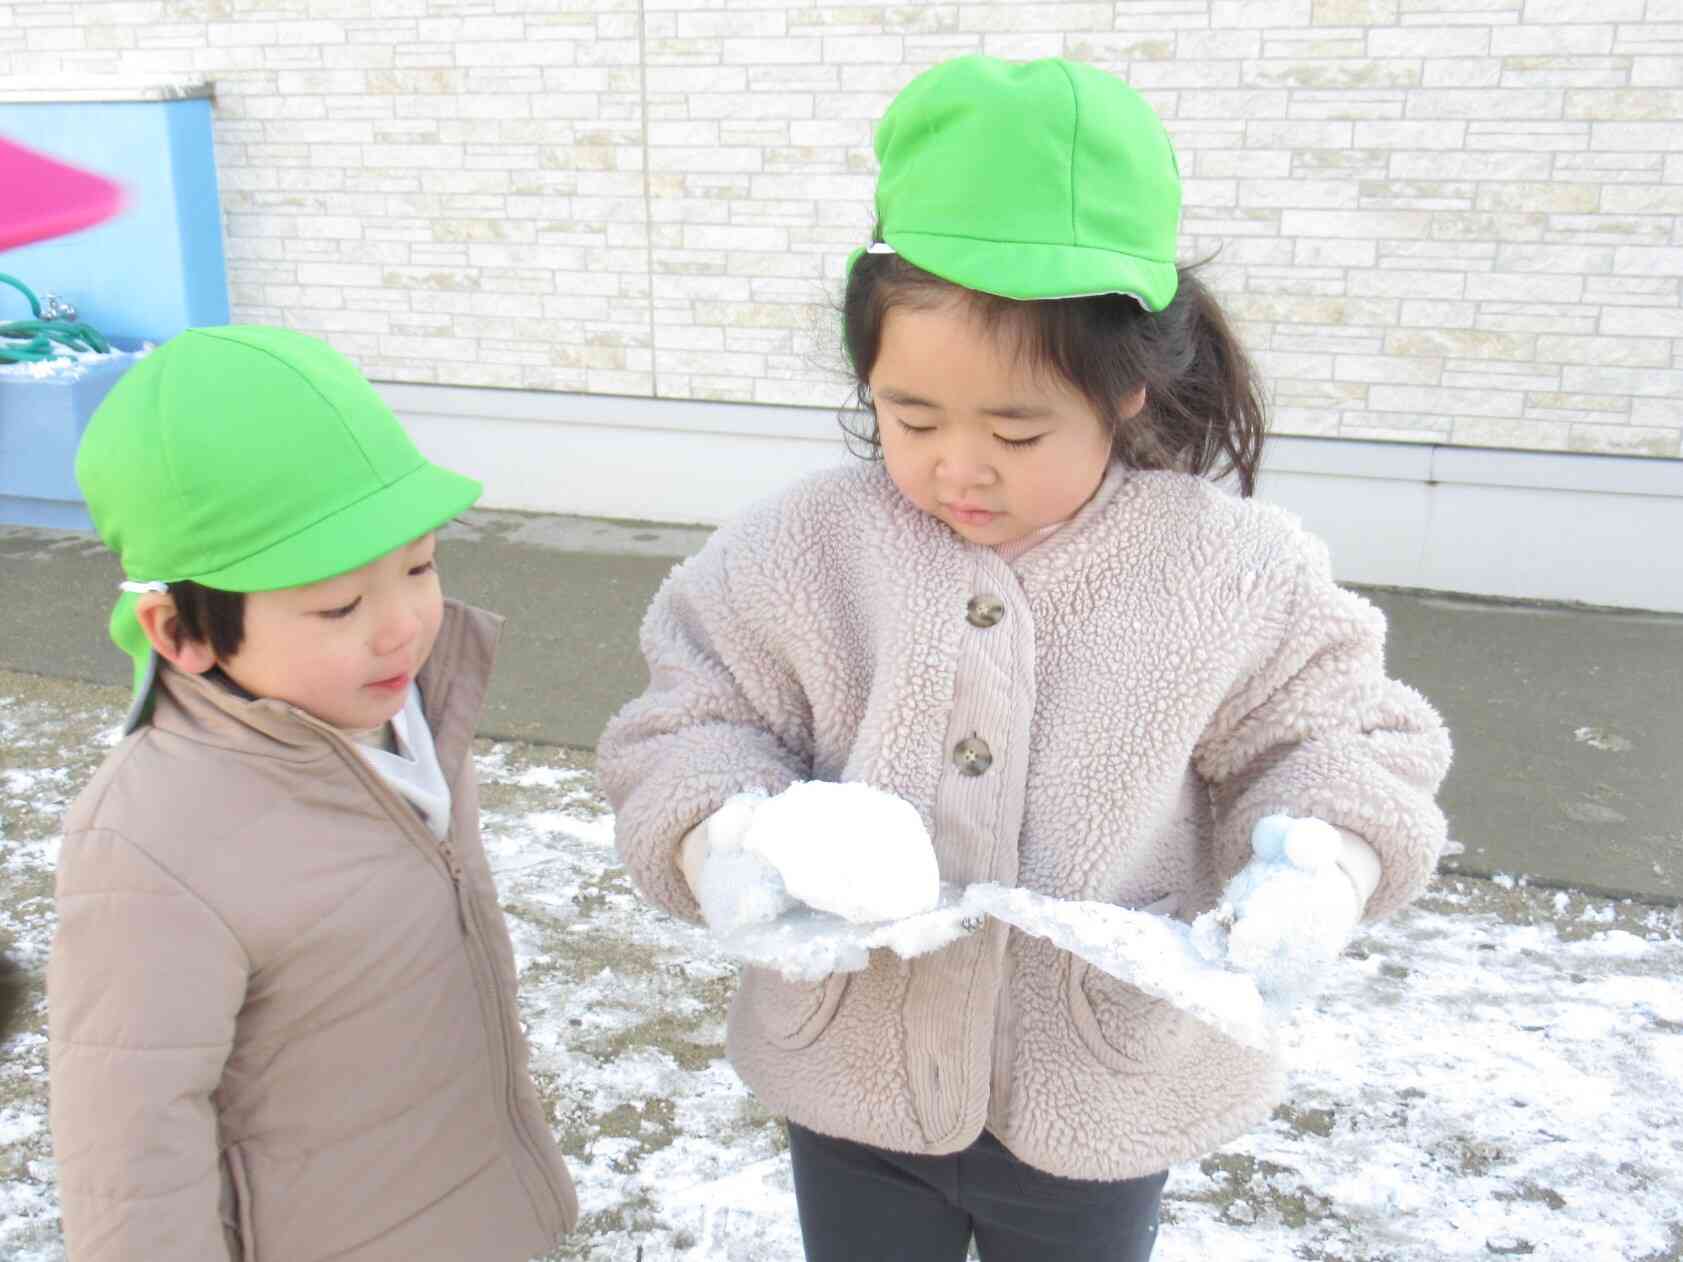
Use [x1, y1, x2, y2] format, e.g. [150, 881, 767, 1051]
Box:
[135, 592, 218, 675]
[1120, 386, 1147, 419]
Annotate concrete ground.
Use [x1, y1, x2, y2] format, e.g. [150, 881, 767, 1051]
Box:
[1, 508, 1677, 903]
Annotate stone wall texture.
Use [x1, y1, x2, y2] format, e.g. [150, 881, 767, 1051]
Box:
[3, 0, 1680, 456]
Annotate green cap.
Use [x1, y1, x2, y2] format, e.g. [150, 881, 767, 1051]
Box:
[868, 55, 1182, 309]
[75, 325, 483, 731]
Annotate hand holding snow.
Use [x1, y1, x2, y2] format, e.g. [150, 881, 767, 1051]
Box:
[740, 781, 941, 924]
[686, 784, 954, 982]
[689, 782, 941, 940]
[689, 793, 798, 937]
[1194, 814, 1361, 1006]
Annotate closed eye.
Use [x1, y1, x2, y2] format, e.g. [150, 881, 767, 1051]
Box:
[409, 560, 436, 577]
[318, 597, 361, 620]
[894, 417, 935, 435]
[997, 433, 1047, 448]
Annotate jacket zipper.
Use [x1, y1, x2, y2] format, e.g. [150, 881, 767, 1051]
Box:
[416, 614, 575, 1231]
[452, 865, 573, 1234]
[310, 718, 570, 1234]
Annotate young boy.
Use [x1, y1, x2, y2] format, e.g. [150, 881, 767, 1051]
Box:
[49, 326, 578, 1261]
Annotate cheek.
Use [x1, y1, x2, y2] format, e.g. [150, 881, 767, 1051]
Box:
[310, 632, 363, 685]
[1033, 440, 1108, 512]
[415, 585, 446, 648]
[878, 433, 927, 504]
[1061, 424, 1114, 486]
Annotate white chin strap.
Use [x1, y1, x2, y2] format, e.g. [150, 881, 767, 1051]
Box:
[119, 580, 170, 594]
[866, 241, 897, 254]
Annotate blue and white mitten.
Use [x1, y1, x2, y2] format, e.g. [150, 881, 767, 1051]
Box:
[1195, 815, 1376, 1008]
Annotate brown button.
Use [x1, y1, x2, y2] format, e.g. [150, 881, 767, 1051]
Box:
[966, 595, 1005, 628]
[953, 736, 993, 776]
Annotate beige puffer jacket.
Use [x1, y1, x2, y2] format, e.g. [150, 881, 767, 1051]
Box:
[48, 601, 578, 1261]
[600, 463, 1451, 1181]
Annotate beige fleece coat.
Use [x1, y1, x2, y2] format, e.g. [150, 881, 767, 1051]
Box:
[48, 601, 578, 1262]
[599, 462, 1451, 1180]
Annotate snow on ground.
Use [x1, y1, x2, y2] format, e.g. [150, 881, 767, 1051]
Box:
[2, 678, 1681, 1261]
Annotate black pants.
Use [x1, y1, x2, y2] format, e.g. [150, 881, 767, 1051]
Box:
[786, 1122, 1167, 1262]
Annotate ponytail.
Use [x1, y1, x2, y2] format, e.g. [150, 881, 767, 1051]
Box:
[1130, 266, 1265, 496]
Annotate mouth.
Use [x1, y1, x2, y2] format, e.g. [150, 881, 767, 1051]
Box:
[944, 504, 1000, 526]
[366, 672, 411, 693]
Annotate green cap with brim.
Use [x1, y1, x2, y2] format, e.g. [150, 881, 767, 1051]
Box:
[869, 56, 1182, 309]
[76, 325, 483, 732]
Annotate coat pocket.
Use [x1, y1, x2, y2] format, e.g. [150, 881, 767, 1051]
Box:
[743, 966, 849, 1050]
[221, 1143, 258, 1262]
[1066, 959, 1196, 1075]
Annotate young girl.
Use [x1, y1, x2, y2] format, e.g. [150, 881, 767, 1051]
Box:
[599, 55, 1450, 1262]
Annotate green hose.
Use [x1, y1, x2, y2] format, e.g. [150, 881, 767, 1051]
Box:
[0, 272, 111, 365]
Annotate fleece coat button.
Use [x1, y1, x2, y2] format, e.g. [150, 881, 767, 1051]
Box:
[953, 736, 993, 776]
[966, 595, 1005, 628]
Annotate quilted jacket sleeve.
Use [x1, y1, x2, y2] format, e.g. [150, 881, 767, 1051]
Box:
[1193, 540, 1453, 922]
[598, 519, 815, 922]
[48, 827, 247, 1262]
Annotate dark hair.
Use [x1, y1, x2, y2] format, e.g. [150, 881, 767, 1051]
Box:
[167, 581, 247, 660]
[841, 250, 1266, 496]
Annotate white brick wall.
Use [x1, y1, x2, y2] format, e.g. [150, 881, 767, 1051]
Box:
[2, 0, 1679, 456]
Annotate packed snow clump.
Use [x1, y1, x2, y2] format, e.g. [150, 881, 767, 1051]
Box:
[742, 781, 940, 924]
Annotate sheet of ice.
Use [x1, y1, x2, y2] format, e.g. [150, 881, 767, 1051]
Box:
[742, 781, 940, 924]
[717, 881, 983, 981]
[716, 879, 1272, 1052]
[963, 884, 1273, 1054]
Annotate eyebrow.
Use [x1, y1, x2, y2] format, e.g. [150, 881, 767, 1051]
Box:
[980, 404, 1054, 421]
[874, 387, 1054, 421]
[875, 387, 937, 408]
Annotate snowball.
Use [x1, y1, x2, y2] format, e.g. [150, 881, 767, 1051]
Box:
[741, 782, 940, 924]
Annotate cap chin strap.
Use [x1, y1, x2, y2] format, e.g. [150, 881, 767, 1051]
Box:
[119, 580, 169, 594]
[866, 241, 897, 254]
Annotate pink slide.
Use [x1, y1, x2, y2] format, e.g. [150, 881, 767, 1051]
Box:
[0, 136, 126, 251]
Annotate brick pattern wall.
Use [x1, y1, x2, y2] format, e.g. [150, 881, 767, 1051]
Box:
[3, 0, 1679, 456]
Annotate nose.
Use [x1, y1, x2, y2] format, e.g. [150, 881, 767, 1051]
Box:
[933, 434, 997, 490]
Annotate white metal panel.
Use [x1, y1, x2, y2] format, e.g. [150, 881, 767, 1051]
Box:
[387, 383, 1683, 612]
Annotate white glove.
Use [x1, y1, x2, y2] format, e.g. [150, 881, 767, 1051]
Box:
[681, 792, 795, 937]
[680, 782, 940, 936]
[1194, 815, 1372, 1006]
